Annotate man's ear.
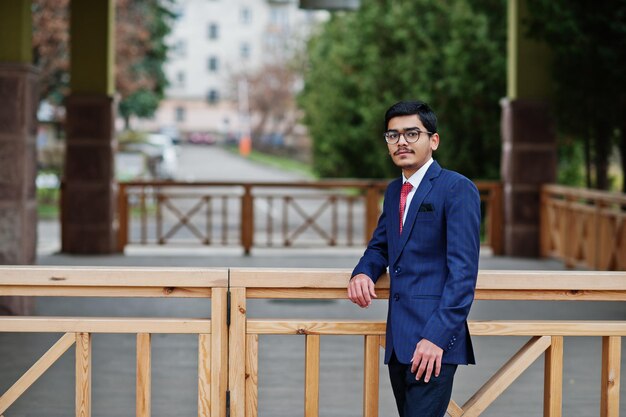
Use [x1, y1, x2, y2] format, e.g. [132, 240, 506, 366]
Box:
[430, 133, 440, 151]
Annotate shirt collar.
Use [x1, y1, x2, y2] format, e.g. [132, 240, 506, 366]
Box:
[403, 158, 434, 188]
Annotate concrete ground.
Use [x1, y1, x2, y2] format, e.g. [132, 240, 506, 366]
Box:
[2, 147, 624, 416]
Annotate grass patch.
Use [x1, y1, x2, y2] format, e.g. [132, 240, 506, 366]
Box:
[37, 188, 60, 220]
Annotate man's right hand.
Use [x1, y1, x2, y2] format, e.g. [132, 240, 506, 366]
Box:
[347, 274, 377, 308]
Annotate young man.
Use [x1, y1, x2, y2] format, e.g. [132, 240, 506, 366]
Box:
[348, 100, 480, 417]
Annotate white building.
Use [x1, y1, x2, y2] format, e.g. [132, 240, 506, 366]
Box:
[141, 0, 326, 140]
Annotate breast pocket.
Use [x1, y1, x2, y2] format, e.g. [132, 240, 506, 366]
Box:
[416, 211, 435, 221]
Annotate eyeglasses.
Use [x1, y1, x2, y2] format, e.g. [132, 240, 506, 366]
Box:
[384, 128, 432, 144]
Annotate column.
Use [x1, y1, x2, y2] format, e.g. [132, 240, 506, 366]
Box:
[62, 0, 117, 253]
[0, 0, 37, 314]
[500, 0, 556, 257]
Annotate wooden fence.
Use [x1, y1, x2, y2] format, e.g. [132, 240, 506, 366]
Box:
[541, 185, 626, 270]
[117, 181, 504, 255]
[1, 267, 624, 417]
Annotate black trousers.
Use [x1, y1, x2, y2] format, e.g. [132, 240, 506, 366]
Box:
[388, 351, 457, 417]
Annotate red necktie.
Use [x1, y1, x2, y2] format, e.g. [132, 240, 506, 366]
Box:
[399, 182, 413, 233]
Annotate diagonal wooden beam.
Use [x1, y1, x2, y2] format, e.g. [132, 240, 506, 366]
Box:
[461, 336, 552, 417]
[0, 332, 76, 414]
[446, 399, 464, 417]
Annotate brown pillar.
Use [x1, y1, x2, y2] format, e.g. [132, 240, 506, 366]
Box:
[62, 0, 117, 254]
[0, 0, 37, 314]
[501, 0, 556, 257]
[501, 98, 556, 257]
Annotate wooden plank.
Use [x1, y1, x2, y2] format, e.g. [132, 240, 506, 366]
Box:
[245, 334, 259, 417]
[211, 288, 228, 417]
[247, 320, 386, 335]
[0, 286, 212, 298]
[136, 333, 151, 417]
[247, 320, 626, 337]
[542, 184, 626, 204]
[0, 333, 75, 414]
[543, 336, 563, 417]
[76, 332, 91, 417]
[468, 321, 626, 336]
[246, 288, 390, 300]
[447, 400, 464, 417]
[245, 288, 626, 301]
[304, 335, 320, 417]
[600, 336, 621, 417]
[1, 318, 623, 338]
[363, 335, 379, 417]
[229, 288, 247, 417]
[0, 267, 228, 287]
[475, 289, 626, 301]
[230, 268, 626, 291]
[0, 317, 211, 334]
[461, 336, 552, 417]
[198, 334, 211, 417]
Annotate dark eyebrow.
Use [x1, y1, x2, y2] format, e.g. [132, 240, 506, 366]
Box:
[385, 127, 422, 132]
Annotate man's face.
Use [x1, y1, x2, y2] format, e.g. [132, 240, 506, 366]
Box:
[386, 114, 439, 178]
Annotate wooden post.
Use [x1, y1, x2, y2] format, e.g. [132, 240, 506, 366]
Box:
[490, 183, 504, 255]
[245, 334, 259, 417]
[304, 335, 320, 417]
[229, 288, 247, 417]
[363, 335, 379, 417]
[563, 195, 574, 268]
[364, 185, 381, 244]
[198, 334, 211, 417]
[600, 336, 621, 417]
[539, 186, 550, 258]
[136, 333, 151, 417]
[211, 288, 228, 417]
[543, 336, 563, 417]
[76, 332, 92, 417]
[117, 183, 129, 252]
[241, 185, 254, 255]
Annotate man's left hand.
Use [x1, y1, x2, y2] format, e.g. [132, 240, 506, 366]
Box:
[410, 339, 443, 383]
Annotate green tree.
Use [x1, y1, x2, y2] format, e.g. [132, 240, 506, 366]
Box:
[299, 0, 506, 179]
[525, 0, 626, 191]
[117, 0, 175, 129]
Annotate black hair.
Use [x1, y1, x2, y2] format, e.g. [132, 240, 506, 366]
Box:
[384, 100, 437, 133]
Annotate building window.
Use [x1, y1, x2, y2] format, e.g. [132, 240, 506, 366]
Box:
[270, 7, 287, 26]
[172, 40, 186, 57]
[240, 7, 252, 24]
[207, 89, 219, 104]
[176, 71, 186, 86]
[207, 56, 219, 72]
[175, 106, 186, 122]
[240, 42, 250, 60]
[208, 23, 219, 40]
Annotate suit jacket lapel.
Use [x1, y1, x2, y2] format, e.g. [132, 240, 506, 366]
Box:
[388, 180, 401, 258]
[391, 161, 442, 266]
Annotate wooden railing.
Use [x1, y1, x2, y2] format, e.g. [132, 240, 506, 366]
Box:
[1, 267, 624, 417]
[541, 184, 626, 270]
[0, 267, 230, 417]
[117, 180, 504, 254]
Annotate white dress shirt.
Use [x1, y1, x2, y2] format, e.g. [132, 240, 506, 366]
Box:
[401, 157, 434, 226]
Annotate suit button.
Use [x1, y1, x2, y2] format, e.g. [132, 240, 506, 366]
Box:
[393, 293, 400, 301]
[395, 267, 401, 274]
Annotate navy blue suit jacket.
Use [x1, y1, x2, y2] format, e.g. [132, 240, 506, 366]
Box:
[352, 160, 481, 365]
